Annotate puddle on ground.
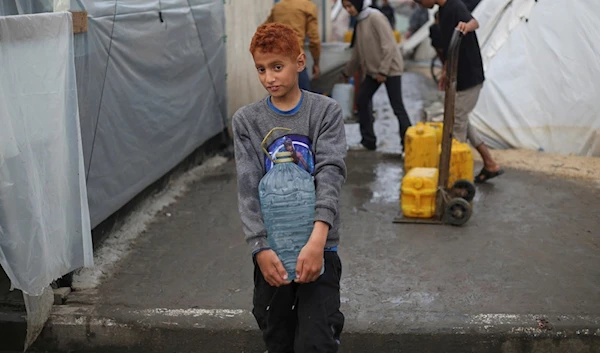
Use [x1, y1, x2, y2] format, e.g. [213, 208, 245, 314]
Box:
[369, 163, 404, 204]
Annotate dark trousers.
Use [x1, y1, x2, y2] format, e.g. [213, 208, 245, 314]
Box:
[357, 75, 412, 150]
[252, 251, 344, 353]
[299, 68, 311, 91]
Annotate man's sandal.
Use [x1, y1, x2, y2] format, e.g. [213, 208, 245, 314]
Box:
[475, 168, 505, 183]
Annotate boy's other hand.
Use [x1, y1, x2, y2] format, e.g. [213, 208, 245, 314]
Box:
[295, 221, 328, 284]
[295, 241, 324, 284]
[256, 250, 290, 287]
[376, 74, 387, 83]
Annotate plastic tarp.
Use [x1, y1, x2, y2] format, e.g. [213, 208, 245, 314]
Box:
[1, 1, 228, 227]
[0, 12, 93, 296]
[74, 0, 227, 227]
[471, 0, 600, 156]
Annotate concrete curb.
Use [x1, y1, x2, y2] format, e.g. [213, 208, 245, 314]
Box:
[31, 304, 600, 353]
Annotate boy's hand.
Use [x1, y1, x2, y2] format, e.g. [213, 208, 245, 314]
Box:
[256, 250, 290, 287]
[295, 241, 324, 283]
[376, 74, 387, 83]
[295, 221, 328, 283]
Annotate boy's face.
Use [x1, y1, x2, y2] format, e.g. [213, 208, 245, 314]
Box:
[253, 50, 305, 98]
[413, 0, 435, 9]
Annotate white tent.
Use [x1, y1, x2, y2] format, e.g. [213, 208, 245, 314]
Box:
[471, 0, 600, 157]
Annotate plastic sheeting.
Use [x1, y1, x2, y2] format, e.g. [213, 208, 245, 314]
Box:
[1, 1, 228, 227]
[0, 12, 94, 296]
[471, 0, 600, 156]
[74, 0, 227, 227]
[0, 0, 53, 15]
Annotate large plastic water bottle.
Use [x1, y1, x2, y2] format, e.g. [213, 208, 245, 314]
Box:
[258, 129, 322, 281]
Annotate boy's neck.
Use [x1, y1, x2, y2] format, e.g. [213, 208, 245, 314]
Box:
[271, 86, 303, 111]
[437, 0, 447, 7]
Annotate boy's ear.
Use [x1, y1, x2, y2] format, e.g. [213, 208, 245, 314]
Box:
[296, 52, 307, 73]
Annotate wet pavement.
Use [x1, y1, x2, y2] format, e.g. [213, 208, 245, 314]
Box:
[32, 71, 600, 352]
[81, 153, 600, 315]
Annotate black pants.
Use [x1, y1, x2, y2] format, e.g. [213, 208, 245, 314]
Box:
[252, 251, 344, 353]
[357, 75, 412, 150]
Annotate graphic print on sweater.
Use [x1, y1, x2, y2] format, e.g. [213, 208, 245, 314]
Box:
[264, 134, 315, 175]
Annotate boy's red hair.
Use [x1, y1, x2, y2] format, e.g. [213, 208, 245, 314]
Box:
[249, 23, 301, 59]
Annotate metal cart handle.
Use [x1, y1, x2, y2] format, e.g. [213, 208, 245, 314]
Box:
[435, 29, 464, 219]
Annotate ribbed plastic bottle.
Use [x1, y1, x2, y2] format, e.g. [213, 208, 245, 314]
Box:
[258, 129, 322, 281]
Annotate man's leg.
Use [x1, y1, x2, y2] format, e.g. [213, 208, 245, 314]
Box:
[294, 252, 345, 353]
[455, 84, 503, 181]
[356, 76, 381, 150]
[453, 87, 473, 143]
[252, 259, 297, 353]
[384, 75, 413, 151]
[299, 68, 311, 91]
[467, 123, 500, 172]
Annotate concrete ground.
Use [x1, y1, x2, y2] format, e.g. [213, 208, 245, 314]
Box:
[28, 71, 600, 352]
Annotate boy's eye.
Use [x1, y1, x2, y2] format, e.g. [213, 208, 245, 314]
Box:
[257, 67, 265, 73]
[274, 65, 283, 71]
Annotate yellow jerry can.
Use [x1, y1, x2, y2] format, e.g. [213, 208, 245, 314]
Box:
[401, 167, 438, 218]
[404, 122, 438, 173]
[344, 30, 353, 43]
[425, 122, 443, 147]
[448, 139, 474, 187]
[394, 30, 401, 43]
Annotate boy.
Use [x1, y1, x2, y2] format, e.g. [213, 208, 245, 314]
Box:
[264, 0, 321, 91]
[416, 0, 503, 182]
[232, 23, 347, 352]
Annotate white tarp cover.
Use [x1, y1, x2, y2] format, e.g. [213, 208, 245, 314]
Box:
[471, 0, 600, 156]
[73, 0, 228, 227]
[0, 12, 93, 296]
[0, 1, 228, 227]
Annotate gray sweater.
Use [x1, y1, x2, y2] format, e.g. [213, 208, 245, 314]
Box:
[232, 92, 347, 255]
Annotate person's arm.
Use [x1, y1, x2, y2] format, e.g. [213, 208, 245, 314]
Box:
[232, 112, 289, 287]
[306, 4, 321, 72]
[455, 1, 478, 34]
[297, 153, 309, 170]
[373, 14, 399, 79]
[295, 103, 347, 283]
[231, 113, 268, 254]
[313, 103, 347, 230]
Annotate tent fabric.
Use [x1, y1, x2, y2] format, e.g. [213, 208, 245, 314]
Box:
[74, 0, 228, 227]
[0, 12, 93, 296]
[471, 0, 600, 156]
[1, 0, 228, 227]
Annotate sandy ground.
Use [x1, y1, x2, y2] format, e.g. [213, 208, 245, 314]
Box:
[474, 148, 600, 182]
